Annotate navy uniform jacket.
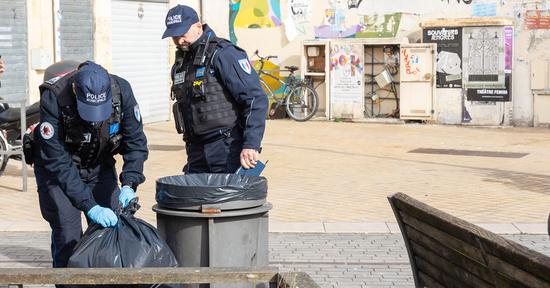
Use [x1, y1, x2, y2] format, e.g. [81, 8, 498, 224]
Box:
[193, 25, 268, 150]
[35, 75, 148, 212]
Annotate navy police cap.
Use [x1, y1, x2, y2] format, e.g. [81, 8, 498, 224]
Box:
[73, 61, 112, 122]
[162, 5, 199, 39]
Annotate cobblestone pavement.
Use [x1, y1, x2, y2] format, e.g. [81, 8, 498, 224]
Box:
[0, 232, 548, 288]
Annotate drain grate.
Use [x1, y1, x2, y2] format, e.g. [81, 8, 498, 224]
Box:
[408, 148, 529, 159]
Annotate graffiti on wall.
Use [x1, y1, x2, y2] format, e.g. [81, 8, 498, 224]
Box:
[402, 48, 421, 76]
[347, 0, 364, 9]
[229, 0, 281, 43]
[442, 0, 472, 4]
[525, 10, 550, 29]
[315, 12, 402, 39]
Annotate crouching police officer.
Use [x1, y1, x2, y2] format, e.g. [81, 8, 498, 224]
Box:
[162, 5, 268, 173]
[30, 61, 148, 271]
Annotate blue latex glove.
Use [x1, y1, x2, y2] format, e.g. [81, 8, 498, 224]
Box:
[86, 205, 118, 228]
[119, 186, 136, 208]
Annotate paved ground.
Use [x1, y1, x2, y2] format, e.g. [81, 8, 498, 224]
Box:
[0, 232, 548, 288]
[1, 120, 550, 287]
[1, 120, 550, 232]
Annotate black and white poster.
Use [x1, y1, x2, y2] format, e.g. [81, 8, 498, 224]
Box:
[465, 26, 512, 102]
[423, 27, 463, 88]
[467, 74, 511, 102]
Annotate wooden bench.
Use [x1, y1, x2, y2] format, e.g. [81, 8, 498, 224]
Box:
[388, 192, 550, 288]
[0, 267, 320, 287]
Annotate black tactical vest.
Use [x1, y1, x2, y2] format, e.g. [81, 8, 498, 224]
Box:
[171, 36, 238, 143]
[39, 72, 122, 169]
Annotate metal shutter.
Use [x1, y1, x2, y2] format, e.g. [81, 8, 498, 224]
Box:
[111, 0, 170, 123]
[0, 0, 28, 102]
[59, 0, 94, 61]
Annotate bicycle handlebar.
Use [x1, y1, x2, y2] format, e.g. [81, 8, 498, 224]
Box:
[254, 50, 277, 62]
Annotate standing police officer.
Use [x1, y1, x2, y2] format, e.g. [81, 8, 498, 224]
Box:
[32, 61, 148, 271]
[162, 5, 268, 173]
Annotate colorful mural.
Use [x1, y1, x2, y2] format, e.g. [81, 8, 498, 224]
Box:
[229, 0, 282, 43]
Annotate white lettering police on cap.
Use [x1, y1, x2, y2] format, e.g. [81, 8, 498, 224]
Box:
[40, 122, 54, 140]
[167, 15, 182, 25]
[86, 92, 107, 103]
[238, 59, 252, 75]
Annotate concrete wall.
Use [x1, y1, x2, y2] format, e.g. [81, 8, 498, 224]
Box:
[27, 0, 54, 103]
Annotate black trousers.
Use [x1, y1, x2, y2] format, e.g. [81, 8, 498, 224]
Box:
[184, 133, 243, 174]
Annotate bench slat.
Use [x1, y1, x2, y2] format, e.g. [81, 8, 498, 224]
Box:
[388, 192, 550, 287]
[410, 241, 492, 288]
[400, 211, 485, 264]
[390, 193, 550, 283]
[0, 267, 278, 285]
[405, 226, 493, 282]
[415, 256, 471, 288]
[418, 271, 446, 288]
[401, 210, 548, 287]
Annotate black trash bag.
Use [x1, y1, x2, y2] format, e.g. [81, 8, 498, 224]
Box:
[156, 174, 268, 209]
[67, 199, 181, 288]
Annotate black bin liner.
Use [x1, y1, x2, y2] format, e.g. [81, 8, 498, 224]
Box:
[156, 174, 268, 209]
[67, 200, 180, 288]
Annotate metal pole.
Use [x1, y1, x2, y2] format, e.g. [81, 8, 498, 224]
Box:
[20, 99, 27, 192]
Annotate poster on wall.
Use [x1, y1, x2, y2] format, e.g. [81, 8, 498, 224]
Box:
[329, 44, 364, 103]
[466, 26, 512, 102]
[423, 27, 463, 88]
[462, 26, 505, 89]
[284, 0, 311, 41]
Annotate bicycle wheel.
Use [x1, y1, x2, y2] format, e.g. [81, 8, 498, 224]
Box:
[285, 83, 319, 121]
[0, 137, 8, 176]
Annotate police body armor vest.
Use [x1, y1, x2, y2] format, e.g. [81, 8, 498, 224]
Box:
[39, 72, 122, 169]
[171, 36, 238, 142]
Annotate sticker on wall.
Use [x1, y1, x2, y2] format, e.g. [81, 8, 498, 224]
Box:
[472, 2, 497, 17]
[423, 27, 463, 88]
[356, 13, 402, 38]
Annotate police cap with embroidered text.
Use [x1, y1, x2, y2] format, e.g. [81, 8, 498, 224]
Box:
[73, 61, 112, 122]
[162, 4, 199, 39]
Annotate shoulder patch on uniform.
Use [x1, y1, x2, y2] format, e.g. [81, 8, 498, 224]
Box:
[238, 59, 252, 75]
[45, 76, 62, 85]
[134, 105, 141, 122]
[40, 122, 54, 140]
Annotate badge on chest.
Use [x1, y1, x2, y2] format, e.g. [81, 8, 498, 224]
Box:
[174, 71, 186, 85]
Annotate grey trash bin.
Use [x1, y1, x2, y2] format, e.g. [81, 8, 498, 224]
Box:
[153, 174, 271, 288]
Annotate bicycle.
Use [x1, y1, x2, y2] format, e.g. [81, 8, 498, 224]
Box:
[253, 50, 319, 122]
